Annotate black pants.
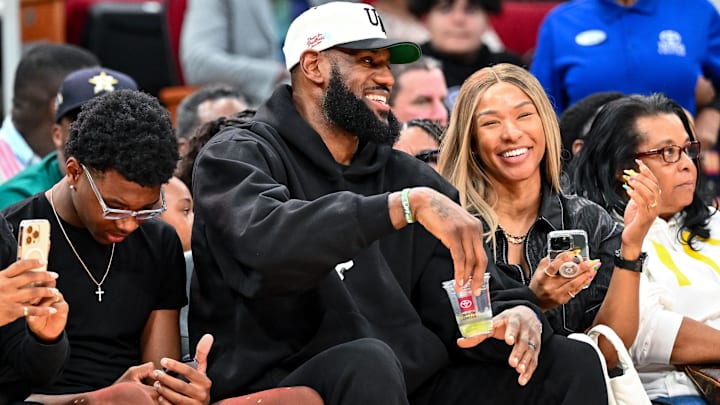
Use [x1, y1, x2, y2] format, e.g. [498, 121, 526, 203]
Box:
[278, 338, 408, 405]
[411, 334, 608, 405]
[279, 335, 607, 405]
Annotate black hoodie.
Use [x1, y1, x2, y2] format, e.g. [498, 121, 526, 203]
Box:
[190, 85, 550, 400]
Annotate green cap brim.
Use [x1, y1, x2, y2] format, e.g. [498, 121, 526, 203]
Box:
[339, 39, 421, 64]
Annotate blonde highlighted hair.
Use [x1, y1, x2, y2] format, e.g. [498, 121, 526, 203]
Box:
[438, 63, 563, 239]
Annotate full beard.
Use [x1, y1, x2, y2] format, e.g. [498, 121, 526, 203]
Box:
[323, 66, 400, 146]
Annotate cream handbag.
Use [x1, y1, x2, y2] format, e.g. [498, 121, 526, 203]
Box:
[568, 324, 651, 405]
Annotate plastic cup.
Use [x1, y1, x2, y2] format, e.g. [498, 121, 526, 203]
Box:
[442, 273, 493, 338]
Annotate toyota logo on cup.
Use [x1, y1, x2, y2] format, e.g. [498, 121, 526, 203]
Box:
[458, 296, 475, 313]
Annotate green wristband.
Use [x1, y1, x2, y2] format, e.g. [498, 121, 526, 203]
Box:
[401, 188, 415, 224]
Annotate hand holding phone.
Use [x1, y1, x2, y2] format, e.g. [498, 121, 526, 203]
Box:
[547, 230, 589, 278]
[17, 219, 51, 272]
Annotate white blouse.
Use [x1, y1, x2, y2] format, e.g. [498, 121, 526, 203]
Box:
[629, 209, 720, 399]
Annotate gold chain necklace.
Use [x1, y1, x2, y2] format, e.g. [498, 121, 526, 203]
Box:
[503, 230, 527, 245]
[49, 189, 115, 302]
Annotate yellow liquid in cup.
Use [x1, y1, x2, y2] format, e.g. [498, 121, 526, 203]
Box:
[457, 317, 493, 337]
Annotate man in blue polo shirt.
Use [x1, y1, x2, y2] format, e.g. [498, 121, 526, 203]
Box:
[530, 0, 720, 116]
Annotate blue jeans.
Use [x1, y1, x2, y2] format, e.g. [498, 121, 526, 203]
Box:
[653, 396, 709, 405]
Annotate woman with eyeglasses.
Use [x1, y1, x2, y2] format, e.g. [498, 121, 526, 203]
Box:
[568, 93, 719, 405]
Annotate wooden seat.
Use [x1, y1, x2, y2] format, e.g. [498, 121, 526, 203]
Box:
[21, 0, 66, 43]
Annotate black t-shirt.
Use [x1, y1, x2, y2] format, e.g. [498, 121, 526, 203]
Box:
[3, 194, 187, 394]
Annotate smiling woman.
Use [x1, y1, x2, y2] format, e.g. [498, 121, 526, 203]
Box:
[439, 63, 660, 365]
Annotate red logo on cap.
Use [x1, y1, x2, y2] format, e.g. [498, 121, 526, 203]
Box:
[458, 296, 476, 313]
[307, 34, 324, 48]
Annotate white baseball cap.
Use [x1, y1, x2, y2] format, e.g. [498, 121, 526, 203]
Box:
[282, 1, 421, 70]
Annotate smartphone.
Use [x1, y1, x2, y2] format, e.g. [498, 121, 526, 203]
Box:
[547, 230, 589, 278]
[17, 219, 51, 272]
[164, 358, 198, 383]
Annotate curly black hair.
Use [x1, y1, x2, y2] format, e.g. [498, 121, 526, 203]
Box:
[176, 109, 257, 194]
[65, 89, 178, 187]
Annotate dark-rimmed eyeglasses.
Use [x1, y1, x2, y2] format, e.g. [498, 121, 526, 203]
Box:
[415, 149, 440, 164]
[634, 141, 701, 163]
[82, 164, 166, 220]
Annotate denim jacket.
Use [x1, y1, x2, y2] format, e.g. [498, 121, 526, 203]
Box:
[491, 183, 622, 335]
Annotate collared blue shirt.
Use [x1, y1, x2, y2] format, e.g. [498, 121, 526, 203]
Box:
[0, 116, 40, 170]
[530, 0, 720, 114]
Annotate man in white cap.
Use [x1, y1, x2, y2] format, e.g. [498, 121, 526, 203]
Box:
[190, 2, 607, 404]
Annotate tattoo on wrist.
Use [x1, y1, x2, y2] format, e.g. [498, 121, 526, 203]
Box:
[430, 196, 450, 218]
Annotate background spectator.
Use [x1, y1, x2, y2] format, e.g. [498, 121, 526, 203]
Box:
[409, 0, 524, 106]
[0, 67, 137, 210]
[558, 90, 624, 168]
[180, 0, 289, 106]
[389, 55, 449, 125]
[0, 43, 98, 182]
[530, 0, 720, 119]
[393, 118, 445, 171]
[175, 84, 248, 157]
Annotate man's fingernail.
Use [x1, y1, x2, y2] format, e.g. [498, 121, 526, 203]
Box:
[160, 358, 169, 367]
[154, 370, 161, 378]
[48, 307, 57, 314]
[154, 381, 161, 390]
[49, 272, 59, 279]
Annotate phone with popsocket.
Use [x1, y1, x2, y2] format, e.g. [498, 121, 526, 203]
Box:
[547, 229, 589, 278]
[17, 219, 51, 272]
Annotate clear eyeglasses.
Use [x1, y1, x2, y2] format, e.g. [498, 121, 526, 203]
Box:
[82, 164, 166, 220]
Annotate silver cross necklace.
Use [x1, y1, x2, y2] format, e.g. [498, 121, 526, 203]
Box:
[50, 189, 115, 302]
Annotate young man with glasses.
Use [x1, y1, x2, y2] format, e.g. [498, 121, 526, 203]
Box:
[2, 90, 211, 404]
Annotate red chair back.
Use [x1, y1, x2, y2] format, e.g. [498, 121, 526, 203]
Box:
[489, 1, 560, 59]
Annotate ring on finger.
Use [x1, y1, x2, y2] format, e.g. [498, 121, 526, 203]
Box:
[527, 341, 537, 351]
[568, 291, 576, 298]
[543, 268, 555, 278]
[23, 306, 28, 317]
